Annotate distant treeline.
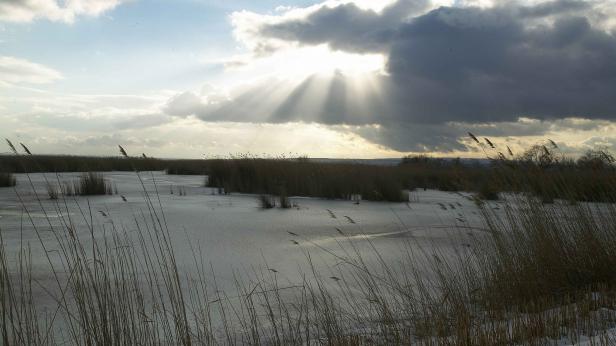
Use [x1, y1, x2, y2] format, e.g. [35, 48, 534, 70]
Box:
[0, 155, 206, 175]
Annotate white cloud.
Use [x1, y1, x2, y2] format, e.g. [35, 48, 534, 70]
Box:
[0, 0, 126, 23]
[0, 56, 62, 84]
[0, 85, 173, 138]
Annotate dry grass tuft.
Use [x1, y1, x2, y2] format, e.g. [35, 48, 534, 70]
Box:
[77, 172, 113, 195]
[0, 171, 16, 187]
[258, 194, 276, 209]
[46, 182, 59, 199]
[278, 188, 291, 209]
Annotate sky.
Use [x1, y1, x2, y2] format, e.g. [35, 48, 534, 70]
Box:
[1, 0, 615, 158]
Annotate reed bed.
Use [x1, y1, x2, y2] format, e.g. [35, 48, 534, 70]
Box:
[45, 172, 113, 198]
[3, 144, 614, 203]
[476, 197, 616, 309]
[0, 154, 204, 174]
[3, 184, 616, 344]
[205, 153, 616, 203]
[258, 194, 276, 209]
[206, 159, 416, 202]
[278, 189, 291, 209]
[76, 172, 113, 196]
[2, 143, 616, 344]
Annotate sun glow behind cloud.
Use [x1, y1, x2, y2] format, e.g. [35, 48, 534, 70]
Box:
[209, 44, 389, 126]
[225, 45, 385, 79]
[184, 42, 392, 130]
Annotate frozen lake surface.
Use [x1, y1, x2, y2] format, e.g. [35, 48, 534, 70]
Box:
[0, 171, 488, 279]
[2, 171, 614, 344]
[0, 171, 519, 342]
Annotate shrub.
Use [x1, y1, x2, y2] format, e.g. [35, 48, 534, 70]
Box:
[518, 144, 562, 167]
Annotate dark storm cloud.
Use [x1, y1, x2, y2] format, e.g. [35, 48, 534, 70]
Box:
[386, 5, 616, 124]
[517, 0, 592, 18]
[347, 117, 615, 153]
[253, 0, 616, 124]
[261, 0, 429, 53]
[170, 0, 616, 152]
[350, 122, 468, 152]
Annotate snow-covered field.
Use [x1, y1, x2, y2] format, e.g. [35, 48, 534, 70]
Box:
[0, 171, 487, 285]
[1, 171, 613, 344]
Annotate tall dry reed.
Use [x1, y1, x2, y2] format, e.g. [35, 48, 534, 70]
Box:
[2, 143, 616, 345]
[0, 172, 16, 187]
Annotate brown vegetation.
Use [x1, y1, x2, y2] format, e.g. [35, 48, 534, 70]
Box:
[2, 142, 616, 344]
[0, 171, 16, 187]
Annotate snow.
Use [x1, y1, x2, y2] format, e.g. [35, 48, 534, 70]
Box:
[0, 171, 612, 345]
[0, 171, 486, 277]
